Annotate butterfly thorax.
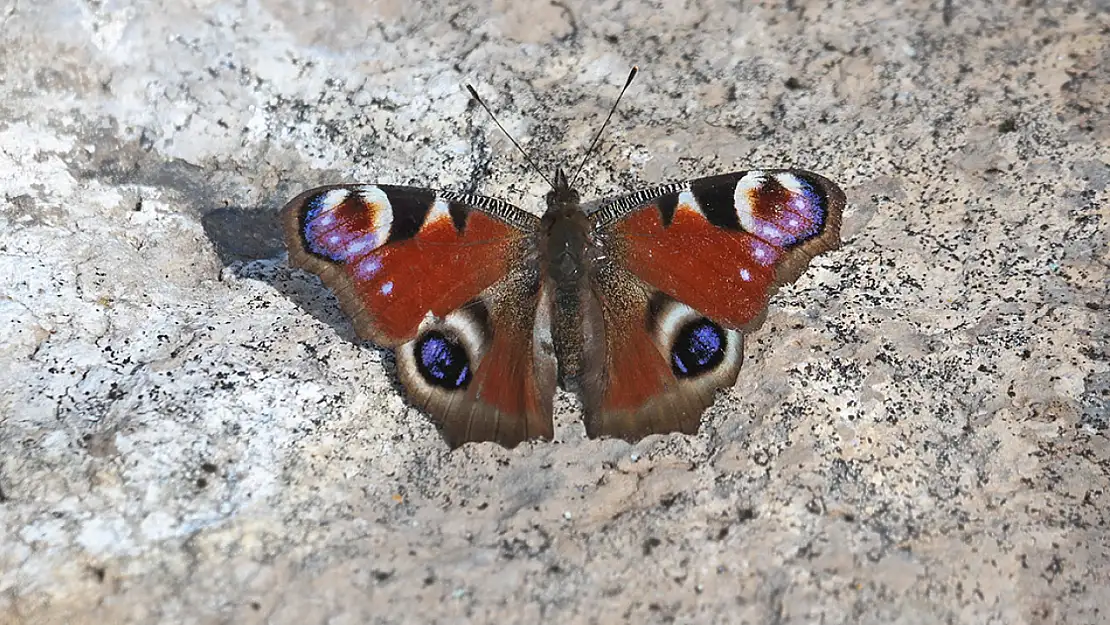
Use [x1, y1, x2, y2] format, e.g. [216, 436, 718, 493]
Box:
[541, 170, 587, 285]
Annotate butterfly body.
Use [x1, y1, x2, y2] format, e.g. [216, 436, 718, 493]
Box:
[283, 167, 844, 448]
[538, 168, 601, 390]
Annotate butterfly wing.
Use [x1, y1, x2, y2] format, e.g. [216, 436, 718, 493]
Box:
[283, 185, 556, 448]
[581, 170, 845, 440]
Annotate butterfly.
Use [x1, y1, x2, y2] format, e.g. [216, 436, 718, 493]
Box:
[281, 68, 845, 448]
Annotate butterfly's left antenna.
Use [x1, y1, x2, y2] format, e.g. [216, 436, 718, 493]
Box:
[466, 84, 555, 190]
[569, 66, 638, 188]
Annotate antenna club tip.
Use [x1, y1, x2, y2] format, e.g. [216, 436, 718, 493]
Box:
[465, 84, 479, 97]
[625, 66, 639, 86]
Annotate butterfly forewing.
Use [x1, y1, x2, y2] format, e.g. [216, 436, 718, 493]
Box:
[592, 169, 844, 329]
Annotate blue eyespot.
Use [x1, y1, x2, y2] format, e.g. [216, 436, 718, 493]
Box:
[415, 331, 471, 390]
[671, 319, 726, 377]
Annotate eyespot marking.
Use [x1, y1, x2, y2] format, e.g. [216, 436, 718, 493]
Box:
[415, 331, 472, 390]
[671, 319, 727, 378]
[302, 185, 395, 262]
[734, 171, 826, 247]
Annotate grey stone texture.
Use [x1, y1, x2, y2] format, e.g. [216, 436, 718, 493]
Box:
[1, 0, 1107, 623]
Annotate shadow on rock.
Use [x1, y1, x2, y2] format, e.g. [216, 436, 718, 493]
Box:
[201, 202, 364, 348]
[201, 205, 286, 265]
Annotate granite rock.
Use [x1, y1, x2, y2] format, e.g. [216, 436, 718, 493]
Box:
[1, 1, 1107, 623]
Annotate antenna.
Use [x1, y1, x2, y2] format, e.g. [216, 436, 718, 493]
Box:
[465, 84, 555, 190]
[569, 66, 638, 188]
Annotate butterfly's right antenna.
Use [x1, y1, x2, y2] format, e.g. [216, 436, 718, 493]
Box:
[569, 66, 638, 188]
[466, 84, 555, 191]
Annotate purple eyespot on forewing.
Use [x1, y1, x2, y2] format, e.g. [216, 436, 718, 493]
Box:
[744, 175, 826, 248]
[780, 178, 825, 239]
[302, 190, 386, 262]
[752, 220, 791, 246]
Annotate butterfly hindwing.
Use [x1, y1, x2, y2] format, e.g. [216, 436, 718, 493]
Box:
[578, 266, 745, 440]
[581, 169, 845, 440]
[282, 184, 556, 447]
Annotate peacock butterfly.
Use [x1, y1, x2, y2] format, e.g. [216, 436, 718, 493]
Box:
[281, 68, 845, 448]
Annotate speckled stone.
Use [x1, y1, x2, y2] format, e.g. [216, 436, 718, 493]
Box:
[1, 1, 1107, 623]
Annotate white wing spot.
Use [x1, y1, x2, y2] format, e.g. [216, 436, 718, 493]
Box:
[750, 239, 777, 266]
[739, 268, 752, 281]
[356, 255, 382, 279]
[380, 281, 394, 296]
[357, 185, 395, 241]
[313, 189, 350, 217]
[676, 189, 702, 215]
[427, 197, 452, 223]
[773, 172, 805, 195]
[733, 171, 767, 233]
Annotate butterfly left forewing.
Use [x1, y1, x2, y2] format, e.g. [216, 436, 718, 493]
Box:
[282, 184, 556, 447]
[581, 169, 845, 440]
[284, 184, 541, 344]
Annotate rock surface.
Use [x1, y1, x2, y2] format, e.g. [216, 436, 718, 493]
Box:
[1, 1, 1107, 623]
